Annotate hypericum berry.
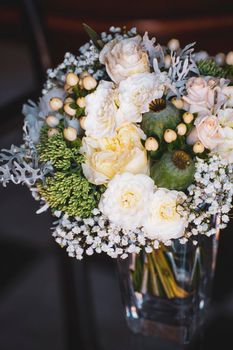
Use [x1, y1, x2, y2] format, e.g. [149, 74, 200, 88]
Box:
[145, 137, 159, 151]
[167, 38, 180, 51]
[83, 76, 97, 90]
[171, 97, 184, 109]
[183, 112, 194, 124]
[76, 97, 86, 108]
[63, 127, 77, 141]
[46, 115, 59, 128]
[164, 129, 177, 143]
[49, 97, 63, 111]
[193, 141, 205, 154]
[64, 103, 76, 117]
[176, 123, 187, 136]
[66, 72, 79, 86]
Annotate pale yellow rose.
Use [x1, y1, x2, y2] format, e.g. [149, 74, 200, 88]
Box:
[80, 124, 148, 185]
[99, 36, 150, 84]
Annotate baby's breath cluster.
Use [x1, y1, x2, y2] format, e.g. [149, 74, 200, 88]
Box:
[185, 155, 233, 239]
[52, 209, 163, 260]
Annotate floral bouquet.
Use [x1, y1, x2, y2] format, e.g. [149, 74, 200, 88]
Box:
[1, 25, 233, 344]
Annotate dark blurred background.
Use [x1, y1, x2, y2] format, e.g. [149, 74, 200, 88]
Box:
[0, 1, 233, 350]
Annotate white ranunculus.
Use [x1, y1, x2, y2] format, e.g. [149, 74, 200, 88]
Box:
[84, 81, 118, 138]
[39, 88, 66, 117]
[99, 173, 154, 230]
[80, 123, 148, 185]
[143, 189, 187, 242]
[99, 36, 150, 84]
[116, 72, 166, 125]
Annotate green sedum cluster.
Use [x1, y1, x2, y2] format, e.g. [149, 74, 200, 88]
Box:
[37, 125, 102, 218]
[37, 171, 102, 218]
[38, 126, 83, 171]
[197, 59, 233, 79]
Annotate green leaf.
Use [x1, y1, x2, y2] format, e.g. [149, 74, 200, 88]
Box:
[83, 23, 104, 50]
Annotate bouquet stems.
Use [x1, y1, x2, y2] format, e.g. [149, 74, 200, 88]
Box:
[130, 245, 189, 299]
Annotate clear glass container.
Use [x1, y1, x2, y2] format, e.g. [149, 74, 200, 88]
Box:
[117, 217, 220, 345]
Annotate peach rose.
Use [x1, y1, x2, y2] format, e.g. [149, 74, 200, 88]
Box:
[183, 77, 215, 113]
[187, 115, 223, 150]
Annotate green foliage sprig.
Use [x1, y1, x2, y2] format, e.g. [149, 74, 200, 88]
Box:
[197, 59, 233, 79]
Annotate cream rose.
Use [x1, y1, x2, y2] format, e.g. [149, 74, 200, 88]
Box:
[80, 123, 148, 185]
[116, 72, 166, 125]
[99, 36, 150, 84]
[99, 173, 154, 230]
[84, 81, 118, 138]
[187, 115, 223, 150]
[143, 189, 187, 242]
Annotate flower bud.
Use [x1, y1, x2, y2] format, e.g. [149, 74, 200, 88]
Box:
[66, 72, 79, 86]
[63, 127, 77, 141]
[46, 115, 59, 128]
[83, 76, 97, 90]
[49, 97, 63, 111]
[164, 129, 177, 143]
[193, 141, 205, 154]
[183, 112, 194, 124]
[176, 123, 187, 136]
[145, 137, 159, 151]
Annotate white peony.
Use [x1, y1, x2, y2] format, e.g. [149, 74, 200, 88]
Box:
[80, 123, 148, 185]
[143, 189, 187, 242]
[116, 72, 166, 125]
[99, 173, 154, 231]
[99, 35, 150, 84]
[84, 81, 118, 138]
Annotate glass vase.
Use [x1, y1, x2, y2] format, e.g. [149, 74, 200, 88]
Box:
[117, 216, 220, 345]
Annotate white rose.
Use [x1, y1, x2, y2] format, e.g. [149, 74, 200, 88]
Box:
[80, 123, 148, 185]
[39, 88, 66, 117]
[116, 72, 166, 125]
[84, 81, 118, 138]
[143, 189, 187, 242]
[99, 173, 154, 231]
[99, 36, 150, 84]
